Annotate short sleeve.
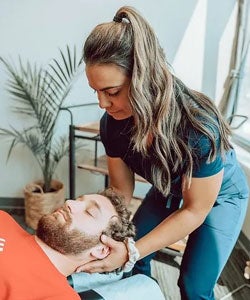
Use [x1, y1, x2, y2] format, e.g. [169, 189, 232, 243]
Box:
[190, 127, 224, 178]
[192, 152, 223, 177]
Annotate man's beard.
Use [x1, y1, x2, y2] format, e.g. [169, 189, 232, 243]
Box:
[36, 208, 100, 255]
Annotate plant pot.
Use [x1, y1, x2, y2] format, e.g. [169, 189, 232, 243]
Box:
[23, 179, 65, 230]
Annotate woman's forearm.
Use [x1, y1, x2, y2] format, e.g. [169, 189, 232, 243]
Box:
[136, 172, 222, 259]
[135, 207, 206, 259]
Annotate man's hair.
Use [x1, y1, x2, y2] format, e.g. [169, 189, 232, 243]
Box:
[99, 188, 136, 241]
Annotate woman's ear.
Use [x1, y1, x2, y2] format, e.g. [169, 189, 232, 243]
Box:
[91, 244, 110, 259]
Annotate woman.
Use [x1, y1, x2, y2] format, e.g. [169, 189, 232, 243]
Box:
[80, 6, 249, 299]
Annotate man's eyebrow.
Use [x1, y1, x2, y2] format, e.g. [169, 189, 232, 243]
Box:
[88, 199, 101, 212]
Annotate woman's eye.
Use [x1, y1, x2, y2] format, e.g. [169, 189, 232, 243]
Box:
[106, 91, 119, 97]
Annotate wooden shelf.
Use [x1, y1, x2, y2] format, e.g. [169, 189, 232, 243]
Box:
[78, 155, 108, 176]
[78, 155, 148, 183]
[75, 121, 100, 134]
[165, 239, 187, 253]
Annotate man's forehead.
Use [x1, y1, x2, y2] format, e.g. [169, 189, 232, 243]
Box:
[78, 193, 106, 202]
[78, 194, 116, 213]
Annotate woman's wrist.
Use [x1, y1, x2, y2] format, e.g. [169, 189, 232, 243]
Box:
[123, 237, 140, 273]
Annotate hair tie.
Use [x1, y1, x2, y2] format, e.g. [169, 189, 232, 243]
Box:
[113, 15, 122, 23]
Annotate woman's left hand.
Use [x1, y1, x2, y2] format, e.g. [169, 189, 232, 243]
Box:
[76, 234, 129, 273]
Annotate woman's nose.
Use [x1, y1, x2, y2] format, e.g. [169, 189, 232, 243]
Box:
[97, 92, 111, 109]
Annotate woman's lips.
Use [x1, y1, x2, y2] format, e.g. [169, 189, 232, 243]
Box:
[107, 110, 120, 115]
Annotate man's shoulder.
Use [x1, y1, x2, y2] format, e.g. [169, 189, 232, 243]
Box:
[0, 210, 14, 224]
[0, 210, 10, 216]
[0, 210, 26, 238]
[43, 287, 80, 300]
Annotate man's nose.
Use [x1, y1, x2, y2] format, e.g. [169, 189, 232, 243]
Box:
[97, 92, 111, 109]
[65, 199, 80, 213]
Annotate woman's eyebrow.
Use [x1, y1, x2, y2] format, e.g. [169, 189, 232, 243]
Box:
[99, 85, 123, 91]
[89, 84, 123, 92]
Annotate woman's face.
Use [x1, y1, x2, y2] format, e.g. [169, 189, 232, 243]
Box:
[86, 63, 133, 120]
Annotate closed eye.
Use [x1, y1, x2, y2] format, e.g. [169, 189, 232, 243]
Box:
[105, 91, 120, 97]
[86, 207, 99, 218]
[92, 89, 119, 97]
[86, 210, 94, 217]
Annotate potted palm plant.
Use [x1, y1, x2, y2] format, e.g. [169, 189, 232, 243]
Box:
[0, 45, 81, 229]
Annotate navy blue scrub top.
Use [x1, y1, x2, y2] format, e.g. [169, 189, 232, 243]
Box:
[100, 112, 249, 204]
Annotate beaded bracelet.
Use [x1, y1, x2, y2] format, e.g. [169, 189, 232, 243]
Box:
[123, 237, 140, 273]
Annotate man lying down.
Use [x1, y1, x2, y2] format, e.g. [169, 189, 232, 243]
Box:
[0, 188, 136, 299]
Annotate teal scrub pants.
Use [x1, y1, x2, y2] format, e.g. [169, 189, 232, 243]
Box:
[132, 178, 249, 299]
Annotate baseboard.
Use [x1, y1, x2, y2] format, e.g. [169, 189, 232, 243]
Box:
[0, 197, 24, 214]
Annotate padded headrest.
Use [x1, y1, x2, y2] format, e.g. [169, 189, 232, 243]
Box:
[92, 274, 165, 300]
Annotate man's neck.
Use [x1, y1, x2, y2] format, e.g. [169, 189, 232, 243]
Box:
[34, 236, 87, 277]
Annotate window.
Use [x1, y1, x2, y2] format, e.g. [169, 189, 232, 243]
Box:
[231, 41, 250, 150]
[221, 0, 250, 151]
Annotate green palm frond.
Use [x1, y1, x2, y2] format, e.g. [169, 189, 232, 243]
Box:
[0, 126, 45, 167]
[51, 136, 69, 163]
[0, 58, 40, 116]
[0, 45, 81, 192]
[48, 45, 79, 106]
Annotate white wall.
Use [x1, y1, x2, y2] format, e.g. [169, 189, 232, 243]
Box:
[2, 0, 249, 237]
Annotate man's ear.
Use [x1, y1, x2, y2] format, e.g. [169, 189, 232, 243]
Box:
[75, 245, 110, 273]
[90, 244, 110, 260]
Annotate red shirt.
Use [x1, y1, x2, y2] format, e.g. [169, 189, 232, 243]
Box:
[0, 210, 80, 300]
